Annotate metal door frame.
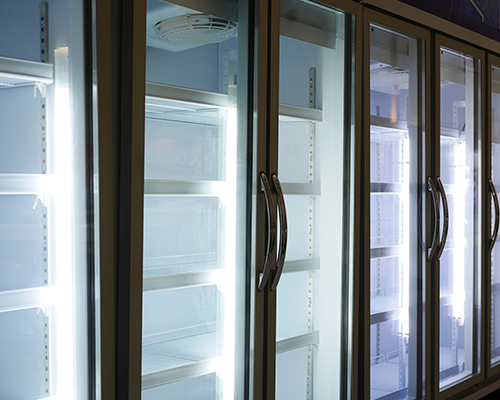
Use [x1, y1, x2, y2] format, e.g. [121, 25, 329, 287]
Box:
[431, 33, 486, 400]
[260, 0, 362, 399]
[361, 8, 431, 400]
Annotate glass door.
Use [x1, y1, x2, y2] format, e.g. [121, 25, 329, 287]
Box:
[435, 36, 484, 393]
[488, 55, 500, 372]
[0, 1, 95, 399]
[140, 0, 248, 398]
[272, 0, 358, 398]
[365, 13, 428, 400]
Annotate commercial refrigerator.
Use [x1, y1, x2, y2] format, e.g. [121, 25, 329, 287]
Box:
[0, 0, 92, 399]
[137, 0, 360, 399]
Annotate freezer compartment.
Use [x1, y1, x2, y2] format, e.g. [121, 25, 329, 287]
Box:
[0, 308, 48, 399]
[276, 346, 310, 400]
[0, 85, 44, 174]
[142, 285, 221, 376]
[0, 195, 46, 292]
[143, 196, 222, 276]
[144, 104, 225, 182]
[370, 319, 408, 400]
[142, 373, 218, 400]
[278, 120, 313, 184]
[370, 193, 403, 249]
[277, 271, 312, 340]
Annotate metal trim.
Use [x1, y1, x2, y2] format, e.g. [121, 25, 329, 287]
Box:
[363, 0, 500, 55]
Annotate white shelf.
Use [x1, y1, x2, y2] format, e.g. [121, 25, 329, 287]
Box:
[283, 258, 320, 274]
[144, 179, 226, 197]
[143, 270, 222, 292]
[145, 82, 324, 122]
[276, 331, 319, 354]
[0, 174, 52, 195]
[370, 115, 407, 133]
[0, 56, 53, 88]
[281, 182, 321, 196]
[146, 82, 230, 109]
[279, 103, 322, 122]
[0, 287, 51, 314]
[142, 357, 218, 390]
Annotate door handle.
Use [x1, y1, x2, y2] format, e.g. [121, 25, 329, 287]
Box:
[258, 172, 277, 292]
[490, 179, 500, 252]
[270, 174, 287, 291]
[427, 177, 441, 261]
[436, 177, 449, 261]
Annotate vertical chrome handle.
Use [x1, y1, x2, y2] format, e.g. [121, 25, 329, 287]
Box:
[490, 179, 500, 252]
[258, 172, 277, 292]
[436, 177, 449, 261]
[427, 177, 441, 261]
[270, 174, 287, 291]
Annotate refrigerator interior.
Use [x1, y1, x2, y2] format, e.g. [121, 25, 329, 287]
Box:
[275, 1, 349, 398]
[369, 25, 415, 400]
[142, 0, 239, 397]
[0, 0, 88, 398]
[438, 48, 479, 389]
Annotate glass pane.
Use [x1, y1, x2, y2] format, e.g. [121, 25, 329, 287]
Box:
[276, 0, 354, 398]
[491, 64, 500, 366]
[0, 1, 93, 398]
[439, 47, 481, 388]
[369, 24, 423, 399]
[0, 309, 48, 399]
[142, 0, 243, 397]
